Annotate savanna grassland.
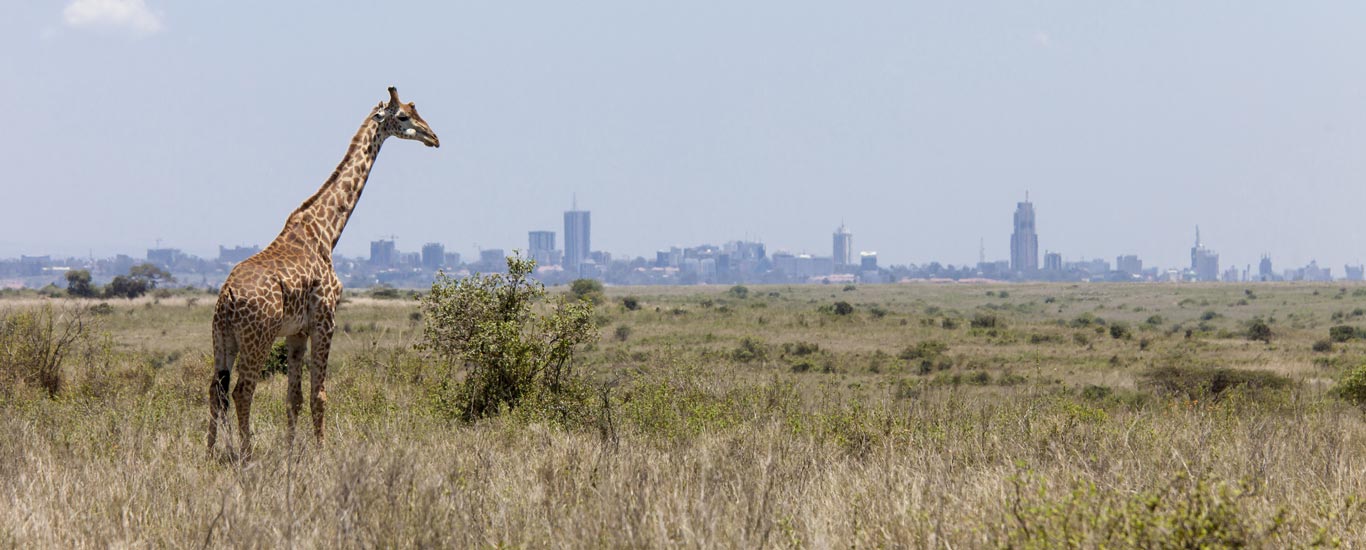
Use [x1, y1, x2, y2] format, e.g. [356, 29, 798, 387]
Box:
[4, 282, 1366, 548]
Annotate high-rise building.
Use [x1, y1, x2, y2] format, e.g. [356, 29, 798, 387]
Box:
[564, 200, 591, 273]
[370, 239, 396, 267]
[1010, 196, 1038, 273]
[1259, 255, 1274, 281]
[833, 224, 853, 268]
[859, 251, 878, 271]
[421, 242, 445, 270]
[1190, 226, 1219, 281]
[528, 231, 557, 267]
[1116, 255, 1142, 275]
[1044, 251, 1063, 272]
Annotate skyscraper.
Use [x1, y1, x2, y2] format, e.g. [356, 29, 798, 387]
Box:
[528, 230, 558, 267]
[1190, 226, 1219, 281]
[563, 198, 591, 273]
[1010, 196, 1038, 273]
[833, 223, 853, 268]
[421, 242, 445, 270]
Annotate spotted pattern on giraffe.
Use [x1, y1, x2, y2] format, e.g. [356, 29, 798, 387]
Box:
[207, 86, 439, 458]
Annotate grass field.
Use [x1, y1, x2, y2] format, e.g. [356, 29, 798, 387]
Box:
[3, 282, 1366, 547]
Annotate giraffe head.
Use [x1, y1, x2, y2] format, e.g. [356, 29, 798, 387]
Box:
[372, 86, 440, 148]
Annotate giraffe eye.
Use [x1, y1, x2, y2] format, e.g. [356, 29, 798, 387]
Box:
[396, 113, 410, 122]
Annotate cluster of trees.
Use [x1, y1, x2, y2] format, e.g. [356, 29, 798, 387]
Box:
[64, 264, 175, 299]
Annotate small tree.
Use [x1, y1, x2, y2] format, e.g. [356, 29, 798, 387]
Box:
[65, 269, 96, 298]
[1247, 318, 1273, 344]
[104, 276, 148, 299]
[420, 257, 597, 422]
[129, 263, 175, 289]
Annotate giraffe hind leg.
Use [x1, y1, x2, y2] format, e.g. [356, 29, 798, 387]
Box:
[207, 340, 236, 453]
[284, 334, 308, 447]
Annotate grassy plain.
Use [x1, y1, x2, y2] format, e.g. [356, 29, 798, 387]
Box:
[3, 282, 1366, 547]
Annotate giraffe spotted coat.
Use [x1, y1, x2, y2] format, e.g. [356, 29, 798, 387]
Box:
[208, 87, 439, 457]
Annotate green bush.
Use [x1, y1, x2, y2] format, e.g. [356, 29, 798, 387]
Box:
[732, 337, 768, 363]
[728, 285, 749, 299]
[0, 304, 95, 397]
[1329, 325, 1359, 343]
[1139, 364, 1292, 401]
[1334, 363, 1366, 405]
[65, 270, 97, 298]
[263, 340, 289, 377]
[419, 256, 598, 423]
[621, 296, 640, 311]
[1246, 318, 1273, 343]
[1109, 323, 1131, 340]
[569, 278, 606, 305]
[832, 301, 854, 315]
[613, 324, 632, 342]
[898, 340, 948, 361]
[970, 313, 1001, 329]
[1312, 339, 1334, 353]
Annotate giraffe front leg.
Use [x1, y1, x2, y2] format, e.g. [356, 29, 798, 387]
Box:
[284, 334, 309, 447]
[309, 318, 335, 444]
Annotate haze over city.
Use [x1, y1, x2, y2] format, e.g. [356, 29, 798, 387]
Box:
[4, 2, 1366, 270]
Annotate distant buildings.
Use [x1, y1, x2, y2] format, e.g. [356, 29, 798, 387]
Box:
[1190, 227, 1219, 281]
[217, 245, 260, 264]
[1259, 255, 1274, 281]
[1116, 255, 1142, 276]
[1347, 265, 1364, 281]
[369, 239, 397, 267]
[1010, 197, 1038, 273]
[421, 242, 445, 271]
[563, 203, 591, 274]
[1043, 251, 1063, 273]
[146, 248, 182, 270]
[833, 224, 853, 270]
[528, 230, 560, 267]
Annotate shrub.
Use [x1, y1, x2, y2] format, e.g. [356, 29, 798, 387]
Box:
[369, 285, 402, 299]
[782, 341, 821, 356]
[419, 256, 597, 423]
[832, 301, 854, 315]
[1334, 363, 1366, 405]
[614, 324, 632, 342]
[1246, 318, 1273, 343]
[621, 296, 640, 311]
[1109, 323, 1131, 340]
[1080, 384, 1113, 400]
[941, 317, 960, 330]
[569, 278, 606, 305]
[898, 340, 948, 361]
[1140, 365, 1292, 401]
[1312, 339, 1334, 353]
[262, 340, 289, 377]
[970, 313, 1001, 329]
[0, 304, 95, 397]
[732, 337, 768, 363]
[1329, 325, 1359, 343]
[104, 275, 148, 299]
[728, 285, 749, 299]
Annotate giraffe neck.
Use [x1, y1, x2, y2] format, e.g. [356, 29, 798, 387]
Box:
[285, 115, 388, 253]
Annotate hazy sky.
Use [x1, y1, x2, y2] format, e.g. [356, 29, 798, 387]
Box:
[4, 1, 1366, 272]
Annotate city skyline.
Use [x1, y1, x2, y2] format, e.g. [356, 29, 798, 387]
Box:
[6, 4, 1366, 272]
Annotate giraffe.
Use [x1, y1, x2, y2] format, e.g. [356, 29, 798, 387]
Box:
[207, 87, 439, 458]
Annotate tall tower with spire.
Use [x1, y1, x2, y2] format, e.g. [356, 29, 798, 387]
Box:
[563, 195, 591, 274]
[833, 222, 853, 268]
[1010, 194, 1038, 273]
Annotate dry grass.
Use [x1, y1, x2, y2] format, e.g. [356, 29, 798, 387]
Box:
[3, 282, 1366, 547]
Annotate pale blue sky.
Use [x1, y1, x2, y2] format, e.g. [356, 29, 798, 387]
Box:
[3, 1, 1366, 272]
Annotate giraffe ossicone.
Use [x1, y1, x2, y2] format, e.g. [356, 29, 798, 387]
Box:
[207, 86, 439, 458]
